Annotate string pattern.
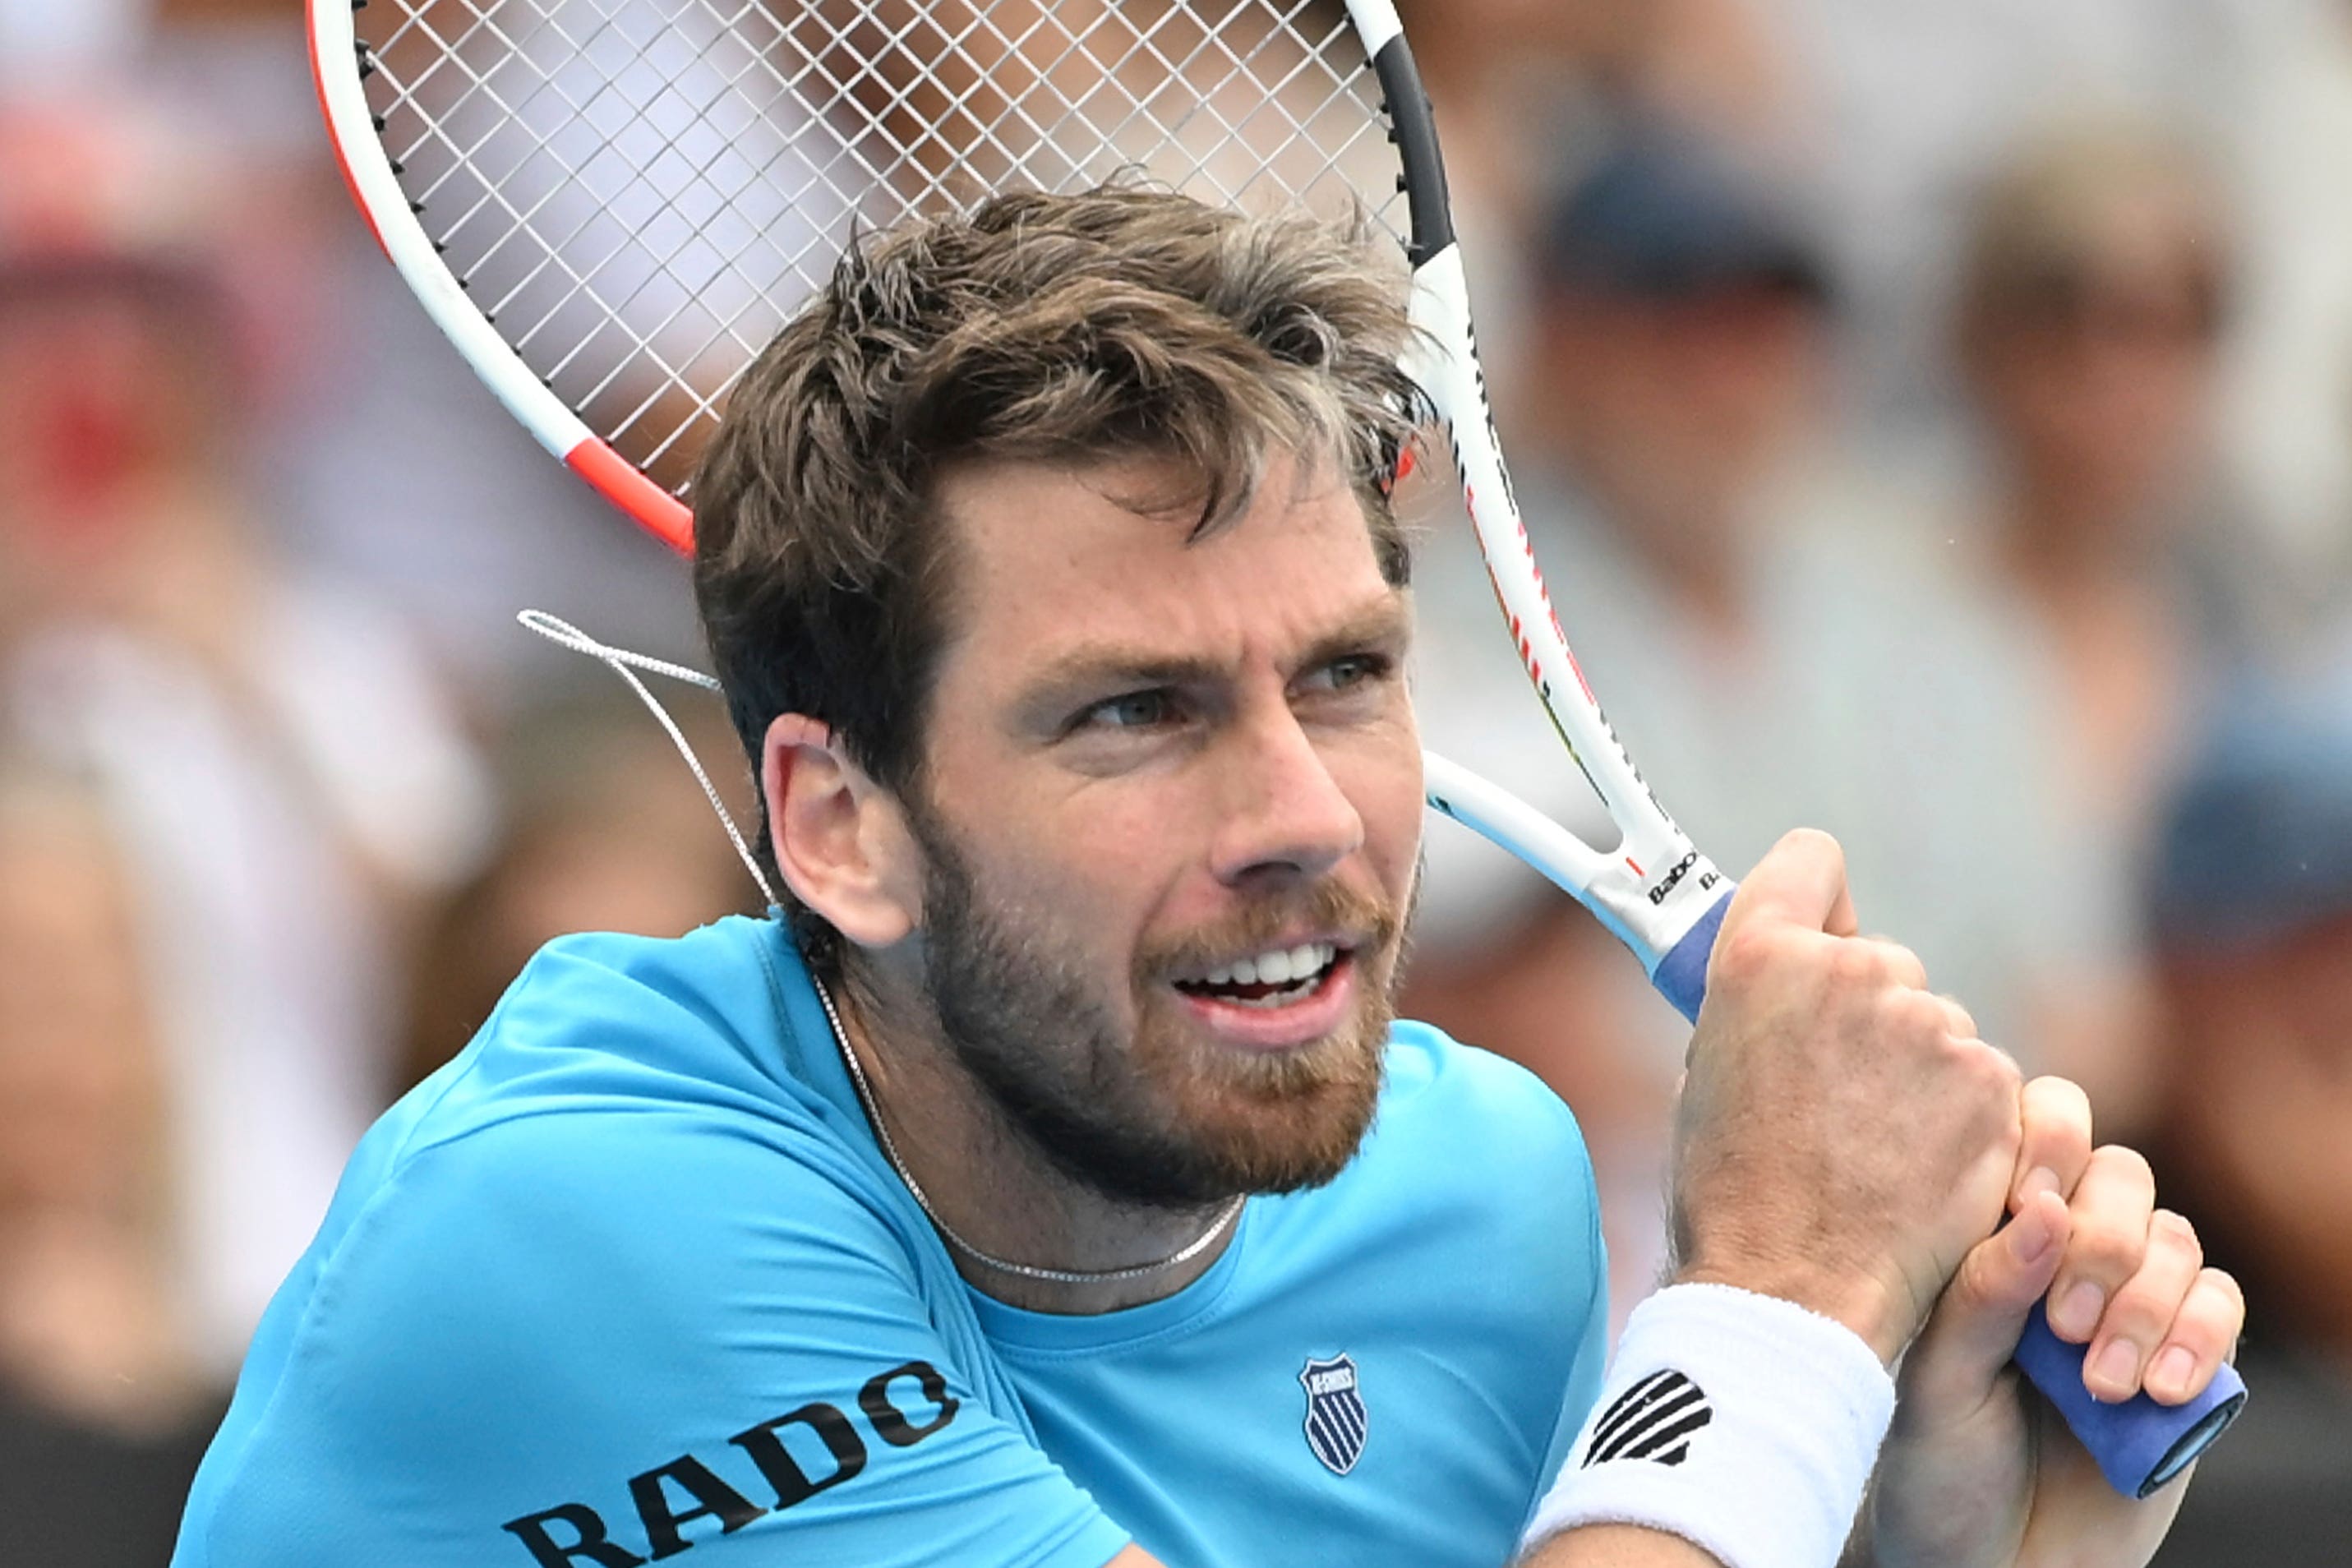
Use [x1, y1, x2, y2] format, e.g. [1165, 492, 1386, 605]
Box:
[359, 0, 1402, 495]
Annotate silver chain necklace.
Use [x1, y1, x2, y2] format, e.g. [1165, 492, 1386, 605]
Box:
[809, 973, 1245, 1286]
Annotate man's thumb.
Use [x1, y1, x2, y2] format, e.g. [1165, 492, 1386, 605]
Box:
[1901, 1188, 2070, 1420]
[1724, 828, 1859, 940]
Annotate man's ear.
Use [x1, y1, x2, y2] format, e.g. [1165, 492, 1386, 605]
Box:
[762, 714, 920, 948]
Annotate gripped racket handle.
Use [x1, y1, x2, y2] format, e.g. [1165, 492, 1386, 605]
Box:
[1656, 884, 2247, 1498]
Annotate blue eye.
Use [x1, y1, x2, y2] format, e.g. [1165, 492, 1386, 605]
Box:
[1081, 689, 1175, 731]
[1304, 653, 1389, 693]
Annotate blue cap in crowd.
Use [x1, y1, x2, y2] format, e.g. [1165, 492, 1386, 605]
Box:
[2147, 658, 2352, 951]
[1536, 118, 1830, 302]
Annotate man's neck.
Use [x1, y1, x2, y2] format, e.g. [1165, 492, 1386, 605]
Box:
[823, 967, 1240, 1315]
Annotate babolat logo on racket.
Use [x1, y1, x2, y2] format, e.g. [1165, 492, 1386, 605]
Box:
[1646, 851, 1702, 906]
[1582, 1369, 1713, 1469]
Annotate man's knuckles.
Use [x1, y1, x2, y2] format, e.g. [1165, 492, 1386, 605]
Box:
[2060, 1223, 2149, 1293]
[2102, 1224, 2202, 1323]
[1706, 918, 1790, 995]
[2147, 1207, 2205, 1271]
[2087, 1141, 2156, 1194]
[2055, 1160, 2161, 1288]
[1823, 930, 1917, 991]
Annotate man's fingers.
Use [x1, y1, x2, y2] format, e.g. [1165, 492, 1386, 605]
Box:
[2044, 1144, 2157, 1344]
[1900, 1188, 2070, 1420]
[1857, 938, 1929, 993]
[1723, 828, 1857, 939]
[2083, 1208, 2205, 1401]
[2012, 1076, 2095, 1212]
[1933, 991, 1979, 1044]
[2144, 1268, 2246, 1405]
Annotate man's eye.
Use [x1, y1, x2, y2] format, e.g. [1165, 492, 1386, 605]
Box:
[1078, 689, 1176, 731]
[1303, 653, 1390, 693]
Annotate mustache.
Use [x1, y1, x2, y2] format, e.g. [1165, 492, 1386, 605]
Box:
[1137, 878, 1401, 981]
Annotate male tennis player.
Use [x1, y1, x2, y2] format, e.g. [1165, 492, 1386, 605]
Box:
[173, 191, 2239, 1568]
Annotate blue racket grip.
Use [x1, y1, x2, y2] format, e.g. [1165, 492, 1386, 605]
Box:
[1650, 889, 1732, 1023]
[1647, 884, 2248, 1497]
[2013, 1299, 2246, 1497]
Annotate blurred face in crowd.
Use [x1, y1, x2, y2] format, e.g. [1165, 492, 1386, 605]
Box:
[1534, 275, 1824, 560]
[0, 279, 235, 600]
[1400, 0, 1643, 66]
[0, 796, 161, 1224]
[1962, 181, 2224, 538]
[2161, 914, 2352, 1350]
[844, 453, 1419, 1208]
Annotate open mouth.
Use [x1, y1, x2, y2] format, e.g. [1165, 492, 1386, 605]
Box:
[1172, 942, 1344, 1009]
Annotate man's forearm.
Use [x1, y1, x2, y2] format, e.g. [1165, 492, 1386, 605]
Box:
[1522, 1524, 1726, 1567]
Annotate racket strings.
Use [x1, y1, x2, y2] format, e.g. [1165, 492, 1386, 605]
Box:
[357, 0, 1402, 494]
[514, 610, 780, 908]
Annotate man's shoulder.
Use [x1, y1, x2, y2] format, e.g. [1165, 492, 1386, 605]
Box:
[260, 915, 901, 1404]
[1372, 1021, 1592, 1183]
[398, 914, 834, 1153]
[182, 929, 947, 1567]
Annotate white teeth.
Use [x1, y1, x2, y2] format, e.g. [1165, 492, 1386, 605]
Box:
[1186, 943, 1339, 993]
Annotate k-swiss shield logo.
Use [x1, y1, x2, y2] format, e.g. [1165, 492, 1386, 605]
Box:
[1298, 1354, 1368, 1475]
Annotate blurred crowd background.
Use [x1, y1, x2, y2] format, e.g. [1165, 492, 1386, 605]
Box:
[1, 0, 2350, 1561]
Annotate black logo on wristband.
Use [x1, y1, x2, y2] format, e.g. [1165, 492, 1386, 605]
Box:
[1584, 1368, 1712, 1468]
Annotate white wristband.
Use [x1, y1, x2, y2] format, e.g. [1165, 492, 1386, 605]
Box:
[1521, 1283, 1895, 1568]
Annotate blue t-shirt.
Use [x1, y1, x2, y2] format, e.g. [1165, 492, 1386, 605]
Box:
[173, 916, 1607, 1568]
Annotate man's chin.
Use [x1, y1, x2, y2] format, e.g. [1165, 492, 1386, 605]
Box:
[1143, 1035, 1388, 1200]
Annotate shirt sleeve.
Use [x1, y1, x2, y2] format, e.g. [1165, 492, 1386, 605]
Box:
[198, 1107, 1133, 1568]
[1524, 1125, 1612, 1524]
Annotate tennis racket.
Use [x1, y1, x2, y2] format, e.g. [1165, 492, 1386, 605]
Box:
[309, 0, 2239, 1496]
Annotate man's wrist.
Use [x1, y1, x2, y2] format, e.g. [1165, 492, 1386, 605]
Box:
[1524, 1284, 1897, 1568]
[1672, 1259, 1912, 1366]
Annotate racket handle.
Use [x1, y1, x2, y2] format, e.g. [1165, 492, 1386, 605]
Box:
[1648, 883, 2248, 1497]
[2015, 1301, 2247, 1498]
[1649, 888, 1732, 1023]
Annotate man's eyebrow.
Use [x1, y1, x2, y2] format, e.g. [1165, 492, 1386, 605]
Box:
[1017, 594, 1413, 711]
[1294, 596, 1414, 672]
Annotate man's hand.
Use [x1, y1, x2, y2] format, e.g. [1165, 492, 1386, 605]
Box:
[1859, 1077, 2246, 1568]
[1672, 830, 2023, 1361]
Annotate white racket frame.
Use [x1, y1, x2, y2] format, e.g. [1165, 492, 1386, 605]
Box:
[307, 0, 2237, 1487]
[305, 0, 1722, 969]
[307, 0, 694, 552]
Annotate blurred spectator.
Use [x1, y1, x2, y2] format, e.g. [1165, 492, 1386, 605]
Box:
[0, 85, 494, 1374]
[1390, 0, 1798, 432]
[1758, 0, 2252, 445]
[1394, 0, 1793, 228]
[400, 689, 759, 1091]
[0, 759, 228, 1568]
[2138, 657, 2352, 1564]
[1407, 114, 2131, 1312]
[1946, 119, 2298, 1125]
[2213, 0, 2352, 579]
[1755, 0, 2352, 571]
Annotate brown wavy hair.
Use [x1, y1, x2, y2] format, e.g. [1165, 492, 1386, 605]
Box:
[693, 186, 1421, 972]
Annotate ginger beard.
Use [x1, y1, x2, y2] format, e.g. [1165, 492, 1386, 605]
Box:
[906, 793, 1407, 1211]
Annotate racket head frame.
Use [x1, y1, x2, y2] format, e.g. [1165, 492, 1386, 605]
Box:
[1349, 0, 1729, 976]
[309, 0, 2237, 1495]
[306, 0, 694, 551]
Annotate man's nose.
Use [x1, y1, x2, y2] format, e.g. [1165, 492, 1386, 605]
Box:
[1206, 704, 1365, 888]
